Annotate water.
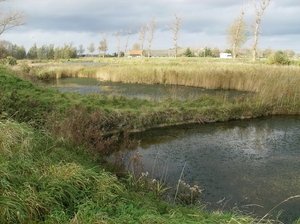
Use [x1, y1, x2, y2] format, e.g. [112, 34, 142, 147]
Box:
[122, 116, 300, 223]
[46, 78, 300, 221]
[45, 77, 248, 100]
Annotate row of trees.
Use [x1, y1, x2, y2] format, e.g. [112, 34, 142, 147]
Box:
[94, 0, 273, 61]
[94, 14, 182, 58]
[1, 37, 295, 61]
[27, 44, 77, 59]
[0, 41, 78, 60]
[0, 0, 273, 61]
[183, 47, 221, 58]
[0, 0, 287, 62]
[96, 16, 159, 58]
[0, 40, 26, 59]
[183, 46, 296, 59]
[92, 0, 272, 61]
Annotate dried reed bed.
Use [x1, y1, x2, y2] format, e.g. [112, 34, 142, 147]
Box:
[32, 59, 300, 113]
[94, 61, 300, 111]
[31, 63, 97, 79]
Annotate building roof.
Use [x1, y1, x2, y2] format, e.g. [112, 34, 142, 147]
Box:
[129, 50, 143, 55]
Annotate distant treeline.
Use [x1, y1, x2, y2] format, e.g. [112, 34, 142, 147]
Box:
[0, 39, 298, 61]
[0, 40, 77, 60]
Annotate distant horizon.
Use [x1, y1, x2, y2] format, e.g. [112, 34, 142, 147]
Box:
[1, 39, 299, 57]
[2, 0, 300, 54]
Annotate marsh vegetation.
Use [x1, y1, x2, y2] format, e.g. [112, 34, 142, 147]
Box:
[1, 57, 300, 223]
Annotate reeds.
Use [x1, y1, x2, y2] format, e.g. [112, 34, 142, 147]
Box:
[30, 63, 98, 79]
[32, 58, 300, 100]
[29, 59, 300, 116]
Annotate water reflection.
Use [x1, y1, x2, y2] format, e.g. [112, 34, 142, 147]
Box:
[124, 116, 300, 222]
[46, 77, 300, 221]
[45, 77, 248, 100]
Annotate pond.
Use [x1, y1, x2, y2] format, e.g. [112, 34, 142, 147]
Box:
[45, 77, 249, 100]
[117, 116, 300, 223]
[46, 77, 300, 222]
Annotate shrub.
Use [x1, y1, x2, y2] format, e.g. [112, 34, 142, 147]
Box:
[183, 48, 194, 57]
[267, 51, 290, 65]
[19, 61, 31, 73]
[0, 56, 18, 66]
[6, 56, 18, 65]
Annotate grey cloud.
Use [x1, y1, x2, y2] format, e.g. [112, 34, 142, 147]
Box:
[23, 0, 243, 34]
[4, 0, 300, 53]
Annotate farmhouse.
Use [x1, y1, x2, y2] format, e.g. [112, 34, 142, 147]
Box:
[128, 50, 143, 57]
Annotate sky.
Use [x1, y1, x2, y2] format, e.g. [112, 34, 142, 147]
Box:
[1, 0, 300, 54]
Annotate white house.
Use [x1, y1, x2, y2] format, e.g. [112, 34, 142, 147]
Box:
[220, 53, 232, 59]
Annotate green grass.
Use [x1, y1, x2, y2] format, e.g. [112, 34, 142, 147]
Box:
[26, 57, 300, 114]
[2, 64, 300, 154]
[0, 119, 260, 224]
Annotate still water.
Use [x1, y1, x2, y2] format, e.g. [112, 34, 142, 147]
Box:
[47, 78, 300, 222]
[46, 77, 247, 100]
[124, 116, 300, 222]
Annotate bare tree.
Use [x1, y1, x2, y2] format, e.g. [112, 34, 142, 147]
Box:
[124, 26, 134, 57]
[99, 40, 107, 58]
[283, 49, 295, 58]
[167, 13, 181, 58]
[99, 31, 108, 57]
[113, 30, 122, 57]
[146, 17, 157, 58]
[138, 24, 147, 53]
[78, 44, 85, 56]
[226, 3, 249, 59]
[87, 43, 95, 56]
[0, 0, 26, 36]
[252, 0, 272, 62]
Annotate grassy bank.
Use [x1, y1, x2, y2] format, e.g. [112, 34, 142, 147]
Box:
[0, 68, 264, 223]
[1, 119, 261, 223]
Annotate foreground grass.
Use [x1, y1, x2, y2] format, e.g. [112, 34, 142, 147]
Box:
[0, 119, 260, 223]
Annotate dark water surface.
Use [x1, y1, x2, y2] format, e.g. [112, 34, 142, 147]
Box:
[47, 78, 300, 222]
[124, 116, 300, 223]
[46, 77, 248, 100]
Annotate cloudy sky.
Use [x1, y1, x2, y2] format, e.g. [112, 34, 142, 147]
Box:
[2, 0, 300, 54]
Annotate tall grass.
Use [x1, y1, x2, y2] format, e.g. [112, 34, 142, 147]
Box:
[2, 63, 300, 161]
[24, 59, 300, 119]
[0, 120, 34, 158]
[30, 59, 300, 111]
[0, 120, 260, 223]
[28, 63, 98, 80]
